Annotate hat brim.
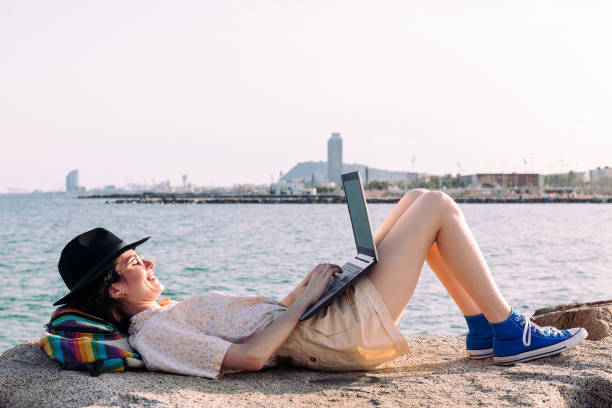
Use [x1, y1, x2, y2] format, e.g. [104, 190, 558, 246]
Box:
[53, 236, 151, 306]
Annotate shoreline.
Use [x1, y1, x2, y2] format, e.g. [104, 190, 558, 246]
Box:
[78, 193, 612, 204]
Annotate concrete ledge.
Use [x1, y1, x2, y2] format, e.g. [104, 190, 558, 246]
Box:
[1, 335, 611, 407]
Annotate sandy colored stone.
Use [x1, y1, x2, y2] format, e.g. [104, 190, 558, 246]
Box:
[533, 300, 612, 341]
[1, 335, 611, 408]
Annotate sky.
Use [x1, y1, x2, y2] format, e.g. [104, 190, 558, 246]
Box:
[1, 0, 611, 192]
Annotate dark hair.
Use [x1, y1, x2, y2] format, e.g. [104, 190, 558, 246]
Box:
[67, 261, 132, 334]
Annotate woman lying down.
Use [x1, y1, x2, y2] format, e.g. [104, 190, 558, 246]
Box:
[50, 191, 587, 377]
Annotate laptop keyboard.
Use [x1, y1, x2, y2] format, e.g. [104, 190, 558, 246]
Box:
[325, 262, 363, 293]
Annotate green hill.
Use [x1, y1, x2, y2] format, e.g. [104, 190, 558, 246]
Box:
[280, 161, 420, 185]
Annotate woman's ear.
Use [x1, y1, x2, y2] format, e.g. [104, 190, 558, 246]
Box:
[109, 282, 125, 299]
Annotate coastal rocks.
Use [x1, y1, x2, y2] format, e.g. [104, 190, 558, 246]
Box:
[1, 335, 611, 407]
[533, 300, 612, 341]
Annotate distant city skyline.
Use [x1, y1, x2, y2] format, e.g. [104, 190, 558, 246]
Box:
[3, 137, 610, 194]
[1, 1, 611, 192]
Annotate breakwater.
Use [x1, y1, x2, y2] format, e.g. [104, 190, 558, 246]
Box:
[81, 193, 612, 204]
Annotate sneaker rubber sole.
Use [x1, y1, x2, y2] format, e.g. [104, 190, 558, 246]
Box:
[466, 348, 494, 359]
[494, 328, 588, 366]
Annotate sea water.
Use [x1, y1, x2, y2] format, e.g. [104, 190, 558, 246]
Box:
[1, 194, 611, 352]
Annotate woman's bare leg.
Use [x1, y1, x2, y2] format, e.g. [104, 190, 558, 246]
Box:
[368, 190, 511, 323]
[373, 190, 481, 317]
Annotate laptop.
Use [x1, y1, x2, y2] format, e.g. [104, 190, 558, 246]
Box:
[300, 170, 379, 320]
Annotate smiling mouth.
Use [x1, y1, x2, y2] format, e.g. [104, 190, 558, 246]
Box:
[146, 273, 157, 281]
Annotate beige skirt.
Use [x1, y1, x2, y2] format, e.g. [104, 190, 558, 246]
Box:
[275, 275, 411, 371]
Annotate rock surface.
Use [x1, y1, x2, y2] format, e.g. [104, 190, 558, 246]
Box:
[534, 300, 612, 341]
[1, 335, 611, 408]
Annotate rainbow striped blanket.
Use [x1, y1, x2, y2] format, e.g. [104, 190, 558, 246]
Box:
[39, 306, 144, 376]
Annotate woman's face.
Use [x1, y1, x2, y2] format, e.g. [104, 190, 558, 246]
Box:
[111, 249, 164, 304]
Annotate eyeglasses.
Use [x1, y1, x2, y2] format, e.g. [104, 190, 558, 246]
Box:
[123, 253, 145, 270]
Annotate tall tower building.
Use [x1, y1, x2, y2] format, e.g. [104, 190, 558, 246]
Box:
[327, 132, 343, 185]
[66, 170, 80, 192]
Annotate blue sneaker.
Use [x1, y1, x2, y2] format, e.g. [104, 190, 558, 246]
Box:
[464, 313, 495, 359]
[491, 310, 588, 365]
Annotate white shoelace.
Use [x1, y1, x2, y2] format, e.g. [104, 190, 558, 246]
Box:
[516, 313, 564, 347]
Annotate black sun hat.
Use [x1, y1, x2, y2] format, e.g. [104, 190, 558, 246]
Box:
[54, 228, 150, 306]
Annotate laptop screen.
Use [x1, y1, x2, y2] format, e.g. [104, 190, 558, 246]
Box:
[342, 172, 377, 259]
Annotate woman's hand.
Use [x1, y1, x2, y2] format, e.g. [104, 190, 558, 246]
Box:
[281, 264, 342, 307]
[298, 263, 342, 306]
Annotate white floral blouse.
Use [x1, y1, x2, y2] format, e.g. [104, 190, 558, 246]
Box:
[128, 292, 287, 378]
